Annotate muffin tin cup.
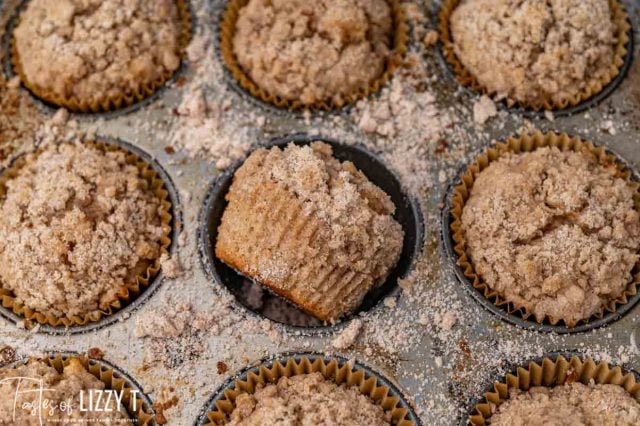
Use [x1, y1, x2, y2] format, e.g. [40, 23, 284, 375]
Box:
[436, 0, 634, 117]
[0, 136, 180, 334]
[196, 351, 421, 426]
[442, 131, 640, 334]
[217, 0, 408, 113]
[5, 0, 192, 115]
[198, 133, 424, 333]
[2, 351, 156, 424]
[466, 351, 640, 426]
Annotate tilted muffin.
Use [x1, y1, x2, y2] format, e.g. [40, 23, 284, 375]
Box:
[0, 141, 167, 321]
[12, 0, 185, 111]
[0, 358, 131, 424]
[490, 383, 640, 426]
[215, 142, 404, 322]
[228, 372, 391, 425]
[460, 147, 640, 326]
[231, 0, 394, 107]
[448, 0, 621, 107]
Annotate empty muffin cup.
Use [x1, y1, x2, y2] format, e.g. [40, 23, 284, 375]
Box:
[0, 138, 176, 332]
[218, 0, 408, 112]
[1, 352, 156, 424]
[9, 0, 192, 113]
[443, 131, 640, 333]
[199, 134, 423, 329]
[468, 352, 640, 426]
[197, 352, 420, 425]
[437, 0, 632, 114]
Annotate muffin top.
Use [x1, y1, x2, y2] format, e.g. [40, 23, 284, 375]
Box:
[232, 0, 393, 106]
[0, 358, 130, 423]
[228, 372, 390, 425]
[215, 142, 404, 321]
[13, 0, 182, 106]
[0, 77, 42, 166]
[450, 0, 617, 106]
[0, 141, 165, 319]
[461, 147, 640, 326]
[490, 382, 640, 426]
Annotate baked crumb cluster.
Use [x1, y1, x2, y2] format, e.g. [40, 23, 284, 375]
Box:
[0, 358, 130, 423]
[233, 0, 393, 105]
[13, 0, 182, 105]
[0, 142, 164, 319]
[229, 372, 390, 425]
[0, 77, 41, 164]
[461, 147, 640, 326]
[450, 0, 617, 105]
[216, 142, 404, 321]
[491, 383, 640, 425]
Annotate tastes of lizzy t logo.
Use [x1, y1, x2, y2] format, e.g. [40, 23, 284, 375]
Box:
[1, 376, 139, 424]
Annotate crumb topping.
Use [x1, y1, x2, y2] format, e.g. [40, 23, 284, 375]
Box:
[0, 358, 130, 423]
[491, 383, 640, 425]
[0, 76, 42, 165]
[0, 141, 165, 319]
[13, 0, 182, 105]
[228, 372, 391, 425]
[233, 0, 393, 105]
[461, 147, 640, 326]
[215, 142, 404, 321]
[450, 0, 617, 105]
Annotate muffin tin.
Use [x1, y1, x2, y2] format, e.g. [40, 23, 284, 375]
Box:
[0, 0, 639, 424]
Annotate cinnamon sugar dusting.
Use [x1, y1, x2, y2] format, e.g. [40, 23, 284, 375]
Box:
[228, 372, 390, 425]
[461, 147, 640, 326]
[0, 141, 165, 319]
[13, 0, 182, 105]
[233, 0, 393, 105]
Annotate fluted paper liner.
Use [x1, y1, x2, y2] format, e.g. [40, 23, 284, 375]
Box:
[470, 354, 640, 425]
[438, 0, 631, 111]
[219, 0, 408, 111]
[4, 353, 155, 424]
[0, 140, 173, 328]
[449, 131, 640, 328]
[10, 0, 192, 113]
[203, 355, 415, 425]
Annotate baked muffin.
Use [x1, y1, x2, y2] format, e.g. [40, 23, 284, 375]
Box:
[215, 142, 404, 322]
[12, 0, 185, 111]
[0, 141, 166, 321]
[231, 0, 394, 107]
[228, 372, 391, 425]
[0, 358, 131, 424]
[490, 383, 640, 425]
[448, 0, 621, 107]
[460, 146, 640, 326]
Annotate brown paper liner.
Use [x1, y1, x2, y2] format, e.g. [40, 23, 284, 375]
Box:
[450, 131, 640, 327]
[204, 355, 415, 425]
[438, 0, 631, 111]
[5, 354, 155, 424]
[469, 354, 640, 426]
[10, 0, 192, 113]
[219, 0, 408, 111]
[0, 140, 173, 328]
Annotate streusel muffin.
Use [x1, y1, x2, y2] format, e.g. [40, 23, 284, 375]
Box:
[460, 146, 640, 326]
[228, 0, 395, 108]
[228, 372, 391, 425]
[215, 142, 404, 322]
[490, 383, 640, 426]
[0, 141, 168, 322]
[12, 0, 187, 112]
[445, 0, 627, 108]
[0, 358, 131, 424]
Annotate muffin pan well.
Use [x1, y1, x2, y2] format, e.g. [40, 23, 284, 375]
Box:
[199, 134, 424, 330]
